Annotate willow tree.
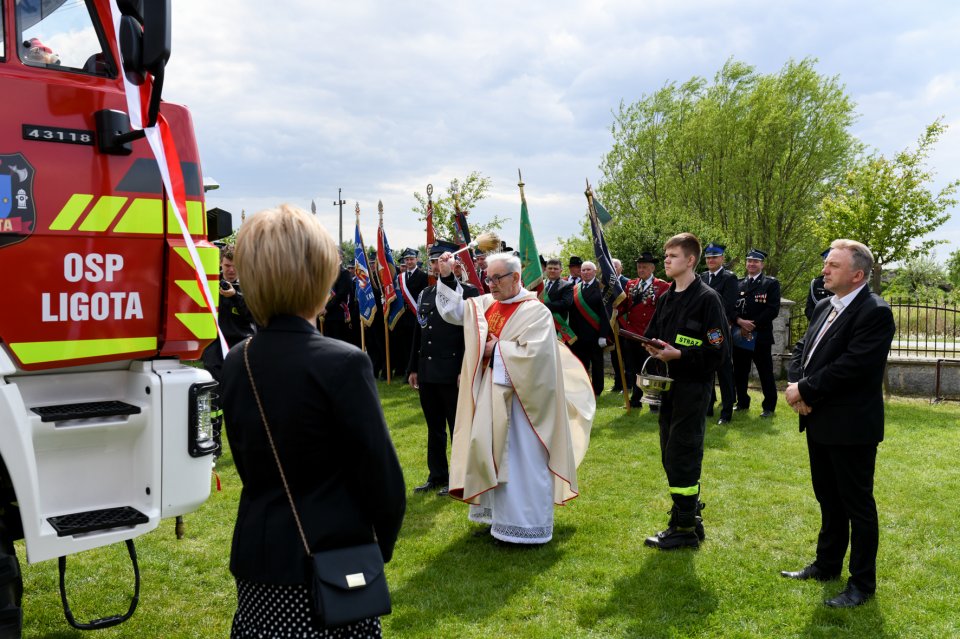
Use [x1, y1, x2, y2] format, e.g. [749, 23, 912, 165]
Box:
[594, 58, 859, 298]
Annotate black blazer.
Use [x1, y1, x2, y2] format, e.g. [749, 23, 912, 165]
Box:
[543, 278, 573, 320]
[222, 315, 406, 585]
[568, 280, 609, 342]
[787, 288, 895, 445]
[700, 268, 738, 325]
[735, 273, 781, 345]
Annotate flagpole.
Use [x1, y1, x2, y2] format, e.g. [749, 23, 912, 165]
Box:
[379, 200, 392, 385]
[356, 203, 368, 354]
[426, 184, 436, 286]
[585, 180, 631, 414]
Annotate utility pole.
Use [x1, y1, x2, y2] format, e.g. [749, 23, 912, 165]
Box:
[333, 188, 346, 248]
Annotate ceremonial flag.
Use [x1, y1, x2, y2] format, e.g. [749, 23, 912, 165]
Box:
[353, 222, 378, 327]
[517, 180, 543, 291]
[587, 193, 625, 329]
[452, 206, 486, 291]
[376, 220, 405, 329]
[594, 198, 613, 226]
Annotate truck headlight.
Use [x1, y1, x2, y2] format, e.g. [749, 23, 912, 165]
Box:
[188, 381, 220, 457]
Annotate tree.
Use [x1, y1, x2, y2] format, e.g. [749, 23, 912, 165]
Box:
[410, 171, 506, 243]
[884, 254, 951, 300]
[818, 119, 960, 290]
[592, 58, 859, 299]
[947, 249, 960, 289]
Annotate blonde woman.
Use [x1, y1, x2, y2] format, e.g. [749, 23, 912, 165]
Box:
[222, 204, 405, 638]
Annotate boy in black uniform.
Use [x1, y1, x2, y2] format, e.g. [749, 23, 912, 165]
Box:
[642, 233, 729, 550]
[408, 241, 479, 495]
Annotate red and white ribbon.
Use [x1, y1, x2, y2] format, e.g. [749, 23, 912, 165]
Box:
[110, 2, 227, 356]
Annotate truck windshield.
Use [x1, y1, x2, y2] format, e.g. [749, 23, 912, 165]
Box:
[17, 0, 112, 76]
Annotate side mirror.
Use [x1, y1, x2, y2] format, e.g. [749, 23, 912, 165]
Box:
[99, 0, 173, 152]
[141, 0, 171, 76]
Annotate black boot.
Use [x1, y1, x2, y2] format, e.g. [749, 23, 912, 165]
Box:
[644, 505, 700, 550]
[695, 499, 706, 542]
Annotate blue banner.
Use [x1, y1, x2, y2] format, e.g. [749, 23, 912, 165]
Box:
[589, 202, 626, 329]
[354, 222, 378, 327]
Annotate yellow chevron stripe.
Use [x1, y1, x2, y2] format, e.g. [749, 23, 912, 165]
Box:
[49, 194, 94, 231]
[173, 246, 220, 277]
[168, 201, 206, 235]
[175, 313, 218, 339]
[175, 279, 221, 308]
[78, 196, 127, 232]
[113, 198, 164, 234]
[10, 337, 157, 365]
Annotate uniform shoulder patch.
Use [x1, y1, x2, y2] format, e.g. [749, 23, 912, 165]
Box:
[707, 328, 724, 345]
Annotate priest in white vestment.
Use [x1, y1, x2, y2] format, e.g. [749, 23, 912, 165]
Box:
[434, 250, 595, 544]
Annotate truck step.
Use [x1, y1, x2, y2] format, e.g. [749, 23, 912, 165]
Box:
[47, 507, 148, 537]
[31, 400, 141, 423]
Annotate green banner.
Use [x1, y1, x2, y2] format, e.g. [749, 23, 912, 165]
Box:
[519, 197, 543, 290]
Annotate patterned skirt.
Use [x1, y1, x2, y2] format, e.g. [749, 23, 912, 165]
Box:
[231, 578, 382, 639]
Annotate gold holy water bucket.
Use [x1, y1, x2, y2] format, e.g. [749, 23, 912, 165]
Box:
[637, 357, 673, 407]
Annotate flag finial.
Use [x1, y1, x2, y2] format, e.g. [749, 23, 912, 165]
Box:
[355, 202, 360, 219]
[426, 183, 433, 199]
[378, 200, 384, 217]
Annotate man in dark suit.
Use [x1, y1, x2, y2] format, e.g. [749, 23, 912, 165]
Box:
[568, 260, 608, 396]
[543, 258, 574, 318]
[781, 239, 895, 608]
[565, 255, 583, 284]
[700, 243, 738, 424]
[732, 249, 781, 417]
[408, 241, 480, 495]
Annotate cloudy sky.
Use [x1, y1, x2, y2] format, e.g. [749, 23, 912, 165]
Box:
[166, 1, 960, 261]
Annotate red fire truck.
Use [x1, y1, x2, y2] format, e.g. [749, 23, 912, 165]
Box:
[0, 1, 220, 635]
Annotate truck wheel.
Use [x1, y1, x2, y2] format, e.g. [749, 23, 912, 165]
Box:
[0, 527, 22, 639]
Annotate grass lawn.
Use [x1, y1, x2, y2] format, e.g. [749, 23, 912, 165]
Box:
[18, 380, 960, 638]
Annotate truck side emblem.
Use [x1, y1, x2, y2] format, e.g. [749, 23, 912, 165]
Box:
[0, 153, 37, 248]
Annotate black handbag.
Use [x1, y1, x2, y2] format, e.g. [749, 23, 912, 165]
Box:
[243, 338, 392, 627]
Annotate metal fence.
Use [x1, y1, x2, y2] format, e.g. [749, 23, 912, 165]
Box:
[787, 297, 960, 358]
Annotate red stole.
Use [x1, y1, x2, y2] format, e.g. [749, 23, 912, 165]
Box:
[484, 300, 525, 338]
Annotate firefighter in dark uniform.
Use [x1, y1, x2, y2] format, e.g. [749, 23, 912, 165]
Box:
[732, 248, 782, 417]
[642, 233, 728, 550]
[700, 243, 738, 424]
[395, 248, 428, 380]
[201, 247, 255, 383]
[408, 241, 480, 496]
[804, 249, 834, 321]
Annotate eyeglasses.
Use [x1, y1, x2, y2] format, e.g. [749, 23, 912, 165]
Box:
[484, 272, 515, 285]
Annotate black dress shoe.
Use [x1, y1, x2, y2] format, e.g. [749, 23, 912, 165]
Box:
[825, 583, 873, 608]
[734, 404, 749, 412]
[413, 480, 440, 493]
[717, 418, 731, 425]
[780, 563, 840, 582]
[436, 486, 450, 497]
[760, 410, 775, 418]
